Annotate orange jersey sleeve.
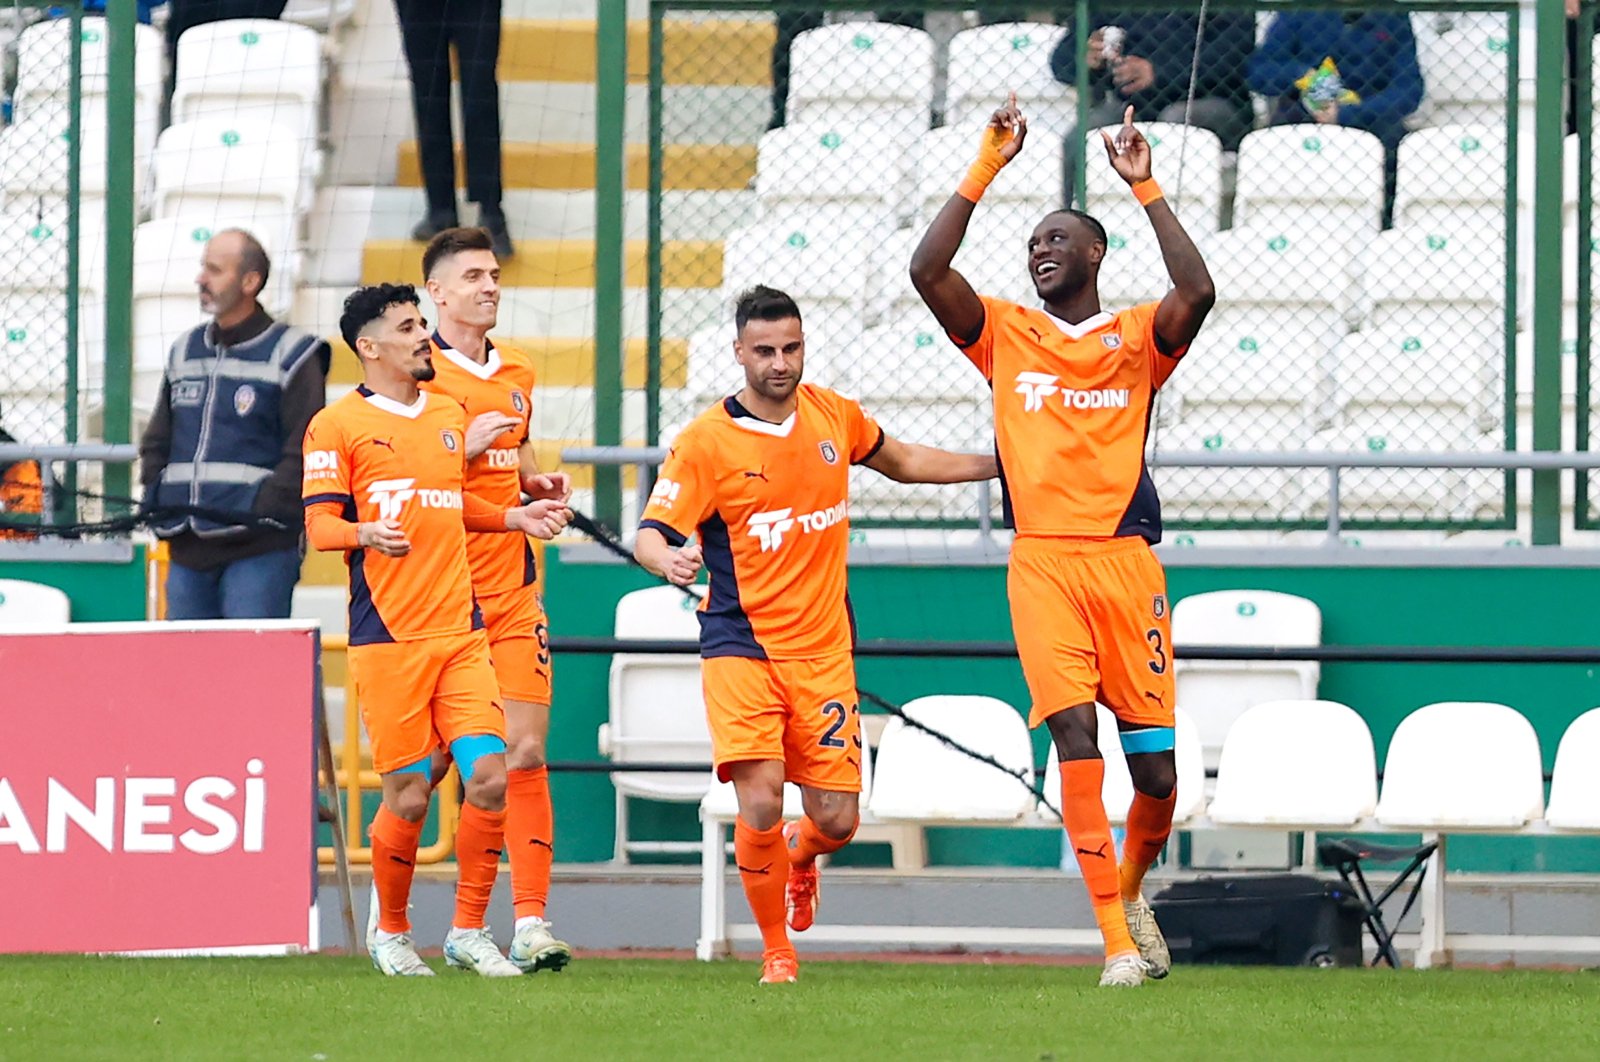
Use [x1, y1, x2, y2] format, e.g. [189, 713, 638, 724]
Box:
[980, 300, 1178, 541]
[302, 388, 483, 644]
[641, 386, 862, 661]
[950, 295, 1007, 382]
[422, 335, 539, 594]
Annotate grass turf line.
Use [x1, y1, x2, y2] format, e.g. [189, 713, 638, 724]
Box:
[1, 956, 1596, 1061]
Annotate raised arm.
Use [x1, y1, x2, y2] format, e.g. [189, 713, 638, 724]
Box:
[861, 435, 997, 485]
[1099, 106, 1215, 354]
[909, 94, 1027, 344]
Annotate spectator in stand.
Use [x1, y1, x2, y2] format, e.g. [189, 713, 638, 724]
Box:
[139, 229, 330, 620]
[0, 400, 44, 540]
[1051, 10, 1256, 202]
[1248, 10, 1423, 227]
[394, 0, 514, 258]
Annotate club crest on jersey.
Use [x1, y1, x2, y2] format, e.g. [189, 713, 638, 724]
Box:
[819, 440, 838, 465]
[1153, 594, 1167, 619]
[510, 390, 526, 414]
[442, 430, 458, 452]
[233, 384, 256, 416]
[1102, 334, 1123, 348]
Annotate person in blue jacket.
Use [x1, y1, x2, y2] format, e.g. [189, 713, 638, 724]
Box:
[1248, 10, 1424, 226]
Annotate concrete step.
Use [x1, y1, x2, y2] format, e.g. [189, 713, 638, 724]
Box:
[305, 187, 756, 284]
[497, 19, 774, 85]
[361, 238, 722, 288]
[394, 140, 756, 192]
[326, 77, 770, 185]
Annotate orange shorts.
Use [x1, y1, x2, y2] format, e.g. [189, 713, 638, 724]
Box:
[349, 629, 506, 774]
[700, 652, 862, 791]
[1008, 536, 1175, 730]
[477, 586, 552, 705]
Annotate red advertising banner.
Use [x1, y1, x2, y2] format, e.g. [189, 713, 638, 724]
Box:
[0, 622, 318, 954]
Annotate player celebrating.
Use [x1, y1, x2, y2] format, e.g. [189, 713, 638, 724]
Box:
[909, 98, 1215, 987]
[634, 285, 997, 985]
[418, 227, 573, 973]
[303, 284, 570, 977]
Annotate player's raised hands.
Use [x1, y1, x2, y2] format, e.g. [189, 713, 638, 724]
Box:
[522, 470, 573, 503]
[358, 518, 411, 557]
[465, 411, 522, 459]
[980, 91, 1028, 166]
[664, 542, 703, 587]
[507, 498, 572, 540]
[1100, 104, 1153, 185]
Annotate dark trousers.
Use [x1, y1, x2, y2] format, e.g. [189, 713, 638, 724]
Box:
[394, 0, 504, 214]
[165, 1, 289, 107]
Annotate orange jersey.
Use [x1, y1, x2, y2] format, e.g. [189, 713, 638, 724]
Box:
[420, 333, 539, 595]
[956, 297, 1186, 541]
[639, 384, 884, 661]
[302, 386, 483, 645]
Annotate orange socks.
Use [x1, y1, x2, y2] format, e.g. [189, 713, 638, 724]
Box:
[1060, 759, 1137, 958]
[785, 815, 858, 866]
[452, 802, 506, 931]
[735, 817, 791, 958]
[506, 767, 554, 920]
[1120, 789, 1177, 901]
[370, 805, 424, 934]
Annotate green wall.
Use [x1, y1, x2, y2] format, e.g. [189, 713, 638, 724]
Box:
[0, 546, 148, 621]
[544, 550, 1600, 873]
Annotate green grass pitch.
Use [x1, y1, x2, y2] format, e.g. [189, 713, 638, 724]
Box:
[2, 956, 1596, 1060]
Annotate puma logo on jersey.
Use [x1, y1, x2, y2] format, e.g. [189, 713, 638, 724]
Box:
[747, 499, 848, 552]
[366, 478, 462, 521]
[1013, 372, 1130, 412]
[370, 438, 395, 452]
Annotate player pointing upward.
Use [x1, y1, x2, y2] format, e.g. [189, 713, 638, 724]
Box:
[910, 97, 1216, 987]
[634, 286, 996, 985]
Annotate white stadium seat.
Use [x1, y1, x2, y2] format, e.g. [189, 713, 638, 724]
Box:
[1043, 706, 1207, 827]
[1087, 122, 1223, 234]
[855, 312, 976, 401]
[1300, 421, 1503, 524]
[1174, 315, 1337, 432]
[1375, 701, 1544, 829]
[1209, 700, 1378, 828]
[1234, 126, 1387, 238]
[1152, 419, 1308, 523]
[719, 217, 876, 336]
[868, 696, 1036, 823]
[1546, 707, 1600, 831]
[1171, 590, 1321, 768]
[0, 579, 71, 630]
[1359, 226, 1509, 337]
[601, 585, 712, 862]
[0, 100, 151, 205]
[1096, 228, 1170, 309]
[1416, 14, 1512, 127]
[172, 19, 323, 148]
[0, 394, 68, 444]
[870, 216, 1036, 325]
[787, 22, 934, 131]
[0, 207, 107, 294]
[1333, 326, 1500, 435]
[1394, 125, 1509, 231]
[0, 292, 71, 397]
[756, 122, 910, 227]
[11, 16, 163, 151]
[945, 23, 1076, 133]
[914, 123, 1061, 220]
[1202, 225, 1364, 329]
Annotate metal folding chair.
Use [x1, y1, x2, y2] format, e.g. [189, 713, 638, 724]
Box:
[1318, 837, 1439, 968]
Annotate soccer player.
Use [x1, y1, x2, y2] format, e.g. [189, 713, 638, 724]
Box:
[303, 283, 570, 977]
[417, 227, 573, 973]
[909, 97, 1216, 987]
[633, 285, 997, 985]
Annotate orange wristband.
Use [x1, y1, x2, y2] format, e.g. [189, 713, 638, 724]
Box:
[1132, 179, 1164, 206]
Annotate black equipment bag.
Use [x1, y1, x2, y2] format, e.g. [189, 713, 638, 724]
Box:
[1150, 874, 1364, 968]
